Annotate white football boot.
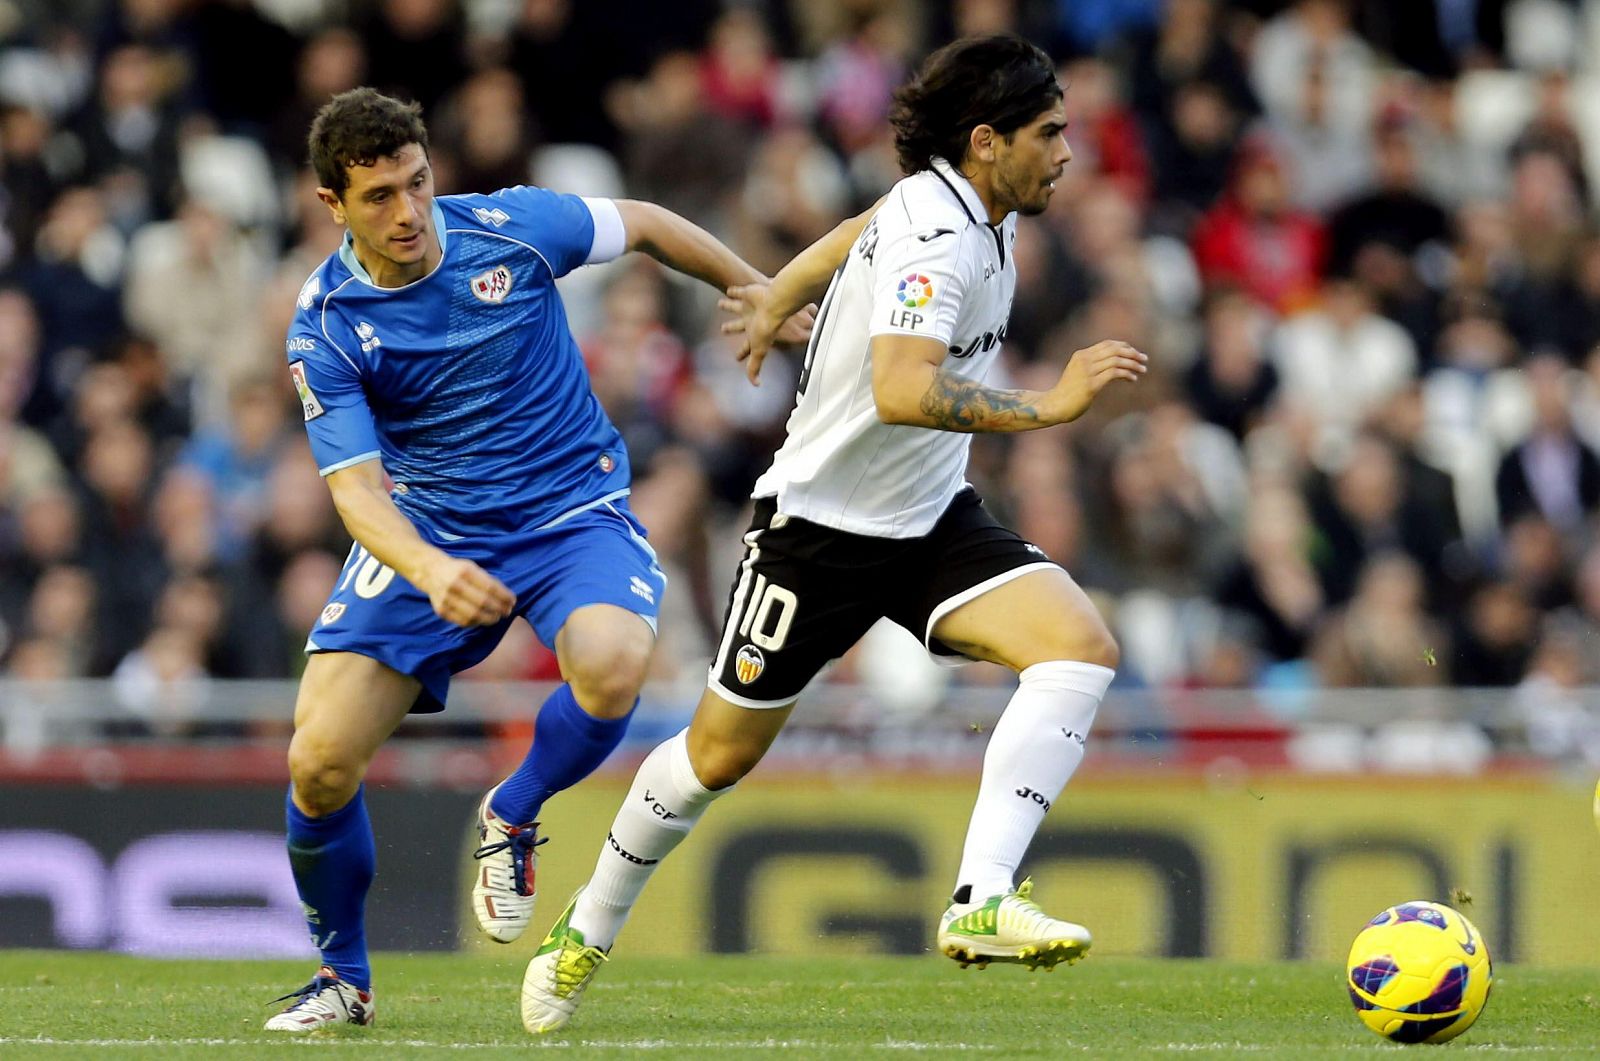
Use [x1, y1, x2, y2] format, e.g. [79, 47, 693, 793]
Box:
[937, 877, 1091, 970]
[521, 890, 609, 1034]
[471, 785, 547, 943]
[264, 966, 374, 1031]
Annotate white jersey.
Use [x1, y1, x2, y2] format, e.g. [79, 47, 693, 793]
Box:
[752, 157, 1018, 538]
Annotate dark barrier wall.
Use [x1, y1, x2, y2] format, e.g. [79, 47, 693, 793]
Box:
[0, 787, 477, 954]
[4, 775, 1598, 965]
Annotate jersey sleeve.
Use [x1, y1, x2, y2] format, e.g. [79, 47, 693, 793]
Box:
[286, 328, 381, 476]
[487, 186, 618, 278]
[581, 197, 625, 264]
[865, 219, 975, 346]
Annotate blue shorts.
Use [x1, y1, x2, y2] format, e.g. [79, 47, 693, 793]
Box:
[306, 499, 666, 712]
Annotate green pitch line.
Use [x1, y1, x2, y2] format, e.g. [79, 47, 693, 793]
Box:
[0, 952, 1595, 1058]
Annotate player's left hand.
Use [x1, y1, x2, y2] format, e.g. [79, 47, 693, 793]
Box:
[420, 556, 516, 627]
[1047, 339, 1148, 424]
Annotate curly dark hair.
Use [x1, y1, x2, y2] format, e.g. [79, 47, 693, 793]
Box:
[308, 88, 430, 198]
[890, 35, 1062, 176]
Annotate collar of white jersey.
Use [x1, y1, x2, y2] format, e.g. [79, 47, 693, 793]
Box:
[929, 157, 992, 227]
[338, 200, 449, 288]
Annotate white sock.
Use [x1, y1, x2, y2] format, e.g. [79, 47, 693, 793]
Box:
[569, 729, 724, 950]
[953, 660, 1114, 902]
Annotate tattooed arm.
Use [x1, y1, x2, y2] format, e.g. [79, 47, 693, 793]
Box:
[871, 334, 1148, 432]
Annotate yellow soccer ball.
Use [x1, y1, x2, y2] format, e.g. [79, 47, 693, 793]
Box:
[1346, 901, 1492, 1044]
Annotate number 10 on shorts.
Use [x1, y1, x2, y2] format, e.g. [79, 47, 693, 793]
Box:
[339, 544, 398, 600]
[739, 575, 797, 651]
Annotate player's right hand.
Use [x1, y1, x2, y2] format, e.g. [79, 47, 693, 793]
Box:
[420, 557, 516, 627]
[720, 284, 815, 385]
[1049, 339, 1147, 423]
[719, 283, 781, 384]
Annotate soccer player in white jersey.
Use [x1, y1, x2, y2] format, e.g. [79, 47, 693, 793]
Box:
[520, 35, 1147, 1033]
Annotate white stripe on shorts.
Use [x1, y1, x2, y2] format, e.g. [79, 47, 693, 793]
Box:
[709, 523, 768, 679]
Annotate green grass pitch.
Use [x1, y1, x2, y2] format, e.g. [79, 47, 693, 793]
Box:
[0, 952, 1595, 1057]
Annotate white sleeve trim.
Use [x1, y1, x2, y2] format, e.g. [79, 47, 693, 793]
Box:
[581, 197, 626, 265]
[318, 451, 382, 476]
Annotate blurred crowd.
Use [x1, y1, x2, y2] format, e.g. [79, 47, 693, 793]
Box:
[2, 0, 1600, 746]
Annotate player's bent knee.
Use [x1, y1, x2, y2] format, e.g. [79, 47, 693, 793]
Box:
[1079, 629, 1119, 672]
[289, 770, 362, 817]
[1023, 626, 1119, 674]
[685, 734, 763, 792]
[566, 646, 651, 718]
[1055, 612, 1120, 671]
[286, 738, 364, 816]
[558, 608, 656, 717]
[691, 751, 757, 792]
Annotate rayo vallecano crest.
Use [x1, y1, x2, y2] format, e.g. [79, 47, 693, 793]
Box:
[470, 264, 513, 303]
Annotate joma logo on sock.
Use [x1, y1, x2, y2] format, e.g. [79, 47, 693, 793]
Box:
[606, 831, 659, 866]
[641, 790, 678, 820]
[1015, 787, 1052, 812]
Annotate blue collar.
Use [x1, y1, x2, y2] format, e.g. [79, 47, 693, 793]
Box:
[339, 200, 448, 287]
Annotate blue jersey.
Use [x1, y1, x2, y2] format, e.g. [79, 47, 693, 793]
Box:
[286, 187, 627, 538]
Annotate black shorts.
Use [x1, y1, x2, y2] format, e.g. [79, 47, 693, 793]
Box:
[707, 488, 1059, 708]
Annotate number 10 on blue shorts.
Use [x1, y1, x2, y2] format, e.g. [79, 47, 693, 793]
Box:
[306, 499, 666, 712]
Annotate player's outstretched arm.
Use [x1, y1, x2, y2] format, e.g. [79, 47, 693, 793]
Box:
[721, 197, 884, 384]
[871, 335, 1147, 433]
[614, 199, 765, 292]
[325, 461, 515, 627]
[612, 199, 815, 372]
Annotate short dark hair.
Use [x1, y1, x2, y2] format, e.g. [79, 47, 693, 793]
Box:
[890, 35, 1062, 175]
[308, 88, 430, 198]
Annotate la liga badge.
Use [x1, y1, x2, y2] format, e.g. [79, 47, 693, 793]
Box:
[288, 360, 324, 421]
[896, 273, 934, 308]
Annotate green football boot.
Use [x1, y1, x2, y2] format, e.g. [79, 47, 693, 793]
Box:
[937, 877, 1091, 971]
[520, 890, 609, 1033]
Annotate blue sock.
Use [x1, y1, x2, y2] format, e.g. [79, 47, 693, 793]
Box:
[490, 684, 635, 824]
[286, 785, 375, 990]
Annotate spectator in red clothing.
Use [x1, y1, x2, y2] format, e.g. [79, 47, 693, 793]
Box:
[700, 8, 783, 129]
[1059, 56, 1150, 204]
[1191, 135, 1325, 312]
[814, 9, 909, 157]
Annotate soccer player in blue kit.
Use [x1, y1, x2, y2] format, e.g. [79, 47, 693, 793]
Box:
[264, 88, 811, 1031]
